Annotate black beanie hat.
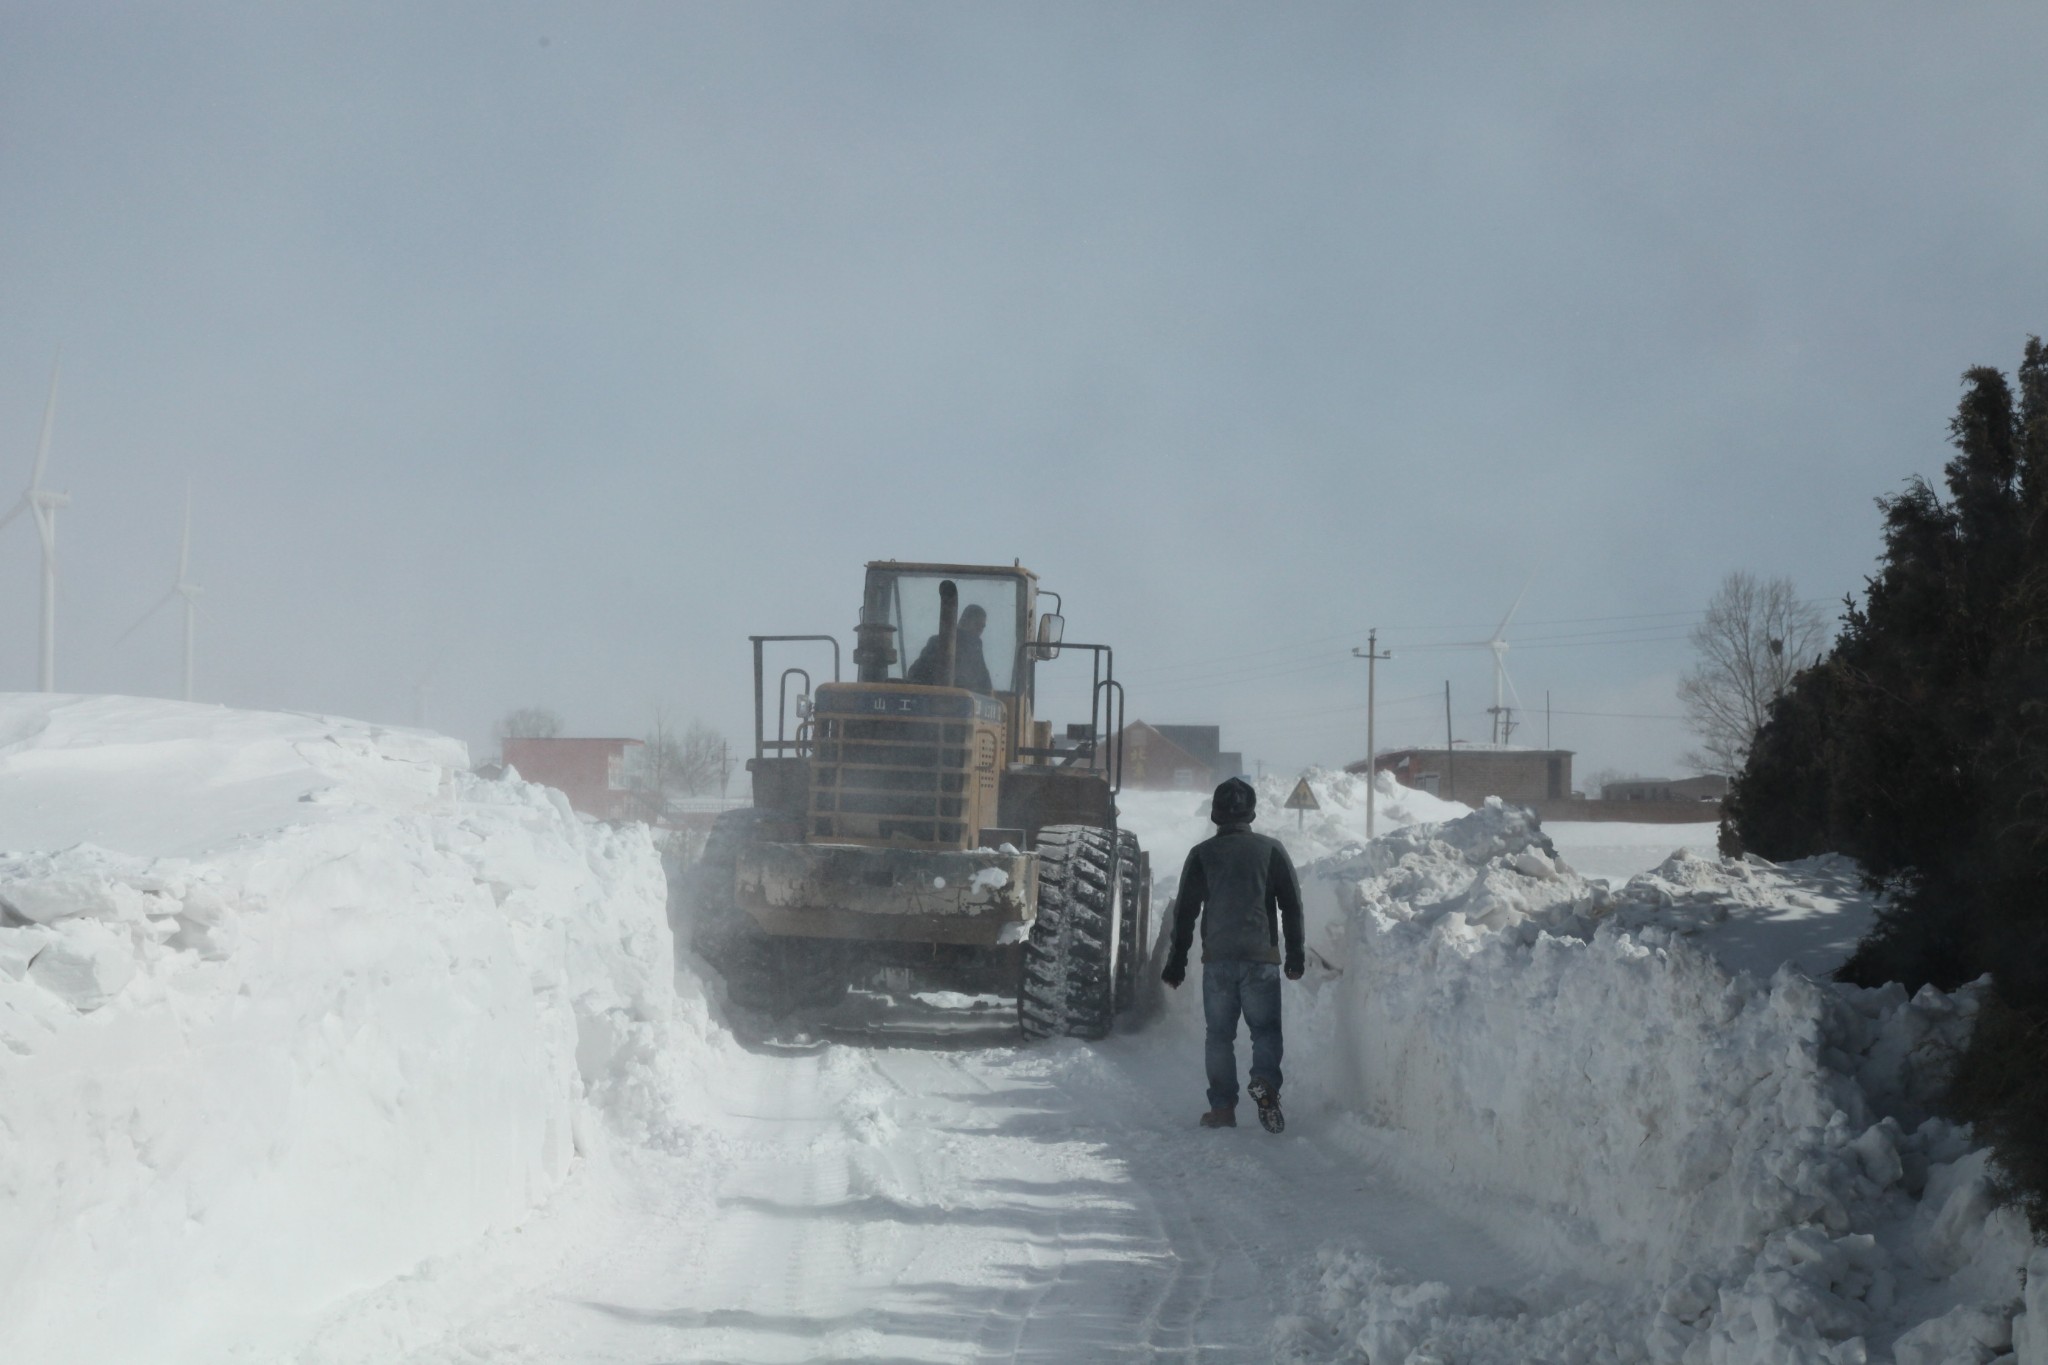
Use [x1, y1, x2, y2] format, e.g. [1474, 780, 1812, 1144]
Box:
[1211, 776, 1257, 824]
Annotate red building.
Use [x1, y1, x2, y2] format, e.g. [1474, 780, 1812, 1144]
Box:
[501, 737, 643, 821]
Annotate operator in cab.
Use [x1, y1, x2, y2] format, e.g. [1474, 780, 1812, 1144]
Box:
[907, 602, 994, 693]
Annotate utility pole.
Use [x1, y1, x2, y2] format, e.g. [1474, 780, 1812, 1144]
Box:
[1546, 690, 1551, 749]
[1352, 630, 1391, 839]
[1444, 681, 1455, 805]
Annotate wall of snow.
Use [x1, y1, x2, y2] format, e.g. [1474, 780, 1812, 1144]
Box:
[1304, 801, 2033, 1364]
[0, 696, 711, 1365]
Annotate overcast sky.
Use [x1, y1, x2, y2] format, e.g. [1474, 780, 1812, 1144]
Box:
[4, 3, 2045, 784]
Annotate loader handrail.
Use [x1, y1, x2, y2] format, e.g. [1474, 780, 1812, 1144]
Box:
[751, 635, 842, 762]
[1010, 640, 1124, 797]
[777, 668, 812, 753]
[1095, 676, 1126, 797]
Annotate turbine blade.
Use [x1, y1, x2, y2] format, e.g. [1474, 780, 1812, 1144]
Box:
[118, 587, 179, 643]
[1492, 577, 1533, 642]
[0, 494, 26, 534]
[30, 362, 59, 490]
[32, 500, 57, 556]
[178, 486, 192, 582]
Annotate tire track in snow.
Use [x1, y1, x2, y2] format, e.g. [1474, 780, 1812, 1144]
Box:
[300, 1001, 1552, 1363]
[872, 1042, 1262, 1361]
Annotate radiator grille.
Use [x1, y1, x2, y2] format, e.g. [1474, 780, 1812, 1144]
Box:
[811, 715, 974, 845]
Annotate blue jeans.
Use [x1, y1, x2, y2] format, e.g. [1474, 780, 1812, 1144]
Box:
[1203, 960, 1283, 1111]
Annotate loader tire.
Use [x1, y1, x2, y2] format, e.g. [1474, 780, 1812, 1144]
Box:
[1112, 830, 1147, 1014]
[683, 808, 770, 969]
[1019, 825, 1119, 1040]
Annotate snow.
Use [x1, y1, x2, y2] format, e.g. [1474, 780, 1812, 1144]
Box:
[1118, 766, 1470, 881]
[1280, 798, 2033, 1362]
[1546, 818, 1724, 884]
[0, 695, 740, 1364]
[3, 697, 2036, 1363]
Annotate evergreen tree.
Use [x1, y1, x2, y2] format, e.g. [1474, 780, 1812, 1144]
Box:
[1729, 338, 2048, 1229]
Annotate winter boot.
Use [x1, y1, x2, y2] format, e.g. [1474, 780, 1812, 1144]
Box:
[1198, 1106, 1237, 1128]
[1248, 1078, 1284, 1134]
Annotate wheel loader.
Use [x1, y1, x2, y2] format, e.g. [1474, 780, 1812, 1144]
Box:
[687, 560, 1148, 1038]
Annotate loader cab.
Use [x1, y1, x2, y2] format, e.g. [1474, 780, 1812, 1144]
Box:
[861, 563, 1034, 700]
[747, 558, 1114, 849]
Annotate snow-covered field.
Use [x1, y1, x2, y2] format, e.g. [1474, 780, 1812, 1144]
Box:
[4, 705, 2043, 1363]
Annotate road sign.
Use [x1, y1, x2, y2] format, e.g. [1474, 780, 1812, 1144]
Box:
[1284, 778, 1320, 828]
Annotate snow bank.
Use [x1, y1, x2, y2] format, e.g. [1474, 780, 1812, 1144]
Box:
[0, 695, 726, 1364]
[1299, 800, 2033, 1364]
[1120, 766, 1467, 890]
[1544, 818, 1723, 885]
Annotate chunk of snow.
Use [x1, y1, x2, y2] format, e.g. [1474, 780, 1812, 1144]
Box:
[23, 917, 136, 1011]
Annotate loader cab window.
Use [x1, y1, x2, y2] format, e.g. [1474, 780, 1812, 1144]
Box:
[866, 571, 1024, 694]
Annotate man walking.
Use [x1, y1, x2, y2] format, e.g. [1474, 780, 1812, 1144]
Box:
[1161, 777, 1304, 1133]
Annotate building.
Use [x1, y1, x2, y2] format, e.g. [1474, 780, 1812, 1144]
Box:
[1602, 775, 1730, 804]
[1118, 722, 1244, 791]
[1349, 744, 1574, 808]
[501, 736, 643, 821]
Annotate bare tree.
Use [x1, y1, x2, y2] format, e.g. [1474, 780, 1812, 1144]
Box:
[1678, 572, 1828, 774]
[675, 721, 729, 796]
[629, 712, 729, 818]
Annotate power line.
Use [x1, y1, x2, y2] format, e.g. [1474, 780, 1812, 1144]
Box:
[1396, 629, 1694, 654]
[1118, 610, 1700, 680]
[1119, 598, 1842, 684]
[1242, 687, 1446, 724]
[1124, 618, 1688, 686]
[1134, 656, 1351, 695]
[1122, 596, 1841, 682]
[1511, 633, 1694, 652]
[1119, 628, 1367, 679]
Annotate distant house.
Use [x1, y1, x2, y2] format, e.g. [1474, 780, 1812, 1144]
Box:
[1348, 744, 1574, 808]
[1118, 722, 1244, 791]
[1602, 774, 1729, 804]
[501, 736, 643, 821]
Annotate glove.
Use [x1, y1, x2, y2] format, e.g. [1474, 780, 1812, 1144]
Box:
[1162, 959, 1186, 989]
[1284, 959, 1304, 981]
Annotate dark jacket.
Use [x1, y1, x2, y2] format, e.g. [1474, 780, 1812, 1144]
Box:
[1165, 824, 1304, 971]
[907, 630, 993, 693]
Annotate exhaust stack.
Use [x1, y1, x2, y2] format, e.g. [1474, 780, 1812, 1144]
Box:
[937, 579, 959, 686]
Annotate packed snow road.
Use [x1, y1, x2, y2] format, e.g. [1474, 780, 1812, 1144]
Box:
[303, 998, 1553, 1364]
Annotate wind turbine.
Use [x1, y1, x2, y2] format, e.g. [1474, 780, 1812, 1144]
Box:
[1447, 581, 1530, 745]
[121, 486, 203, 701]
[0, 365, 69, 692]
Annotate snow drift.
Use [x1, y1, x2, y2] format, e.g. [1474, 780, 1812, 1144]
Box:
[1293, 798, 2036, 1364]
[0, 695, 719, 1364]
[1118, 765, 1472, 885]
